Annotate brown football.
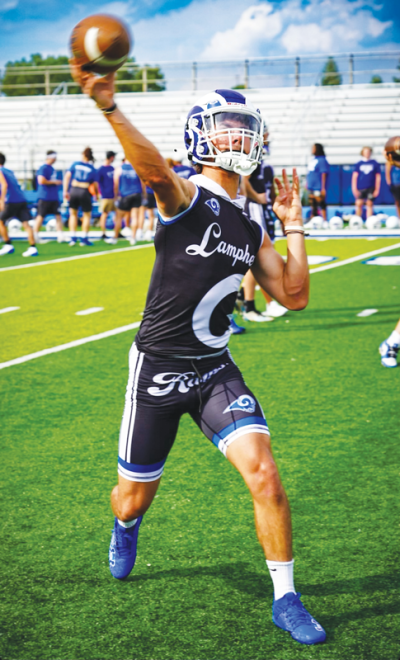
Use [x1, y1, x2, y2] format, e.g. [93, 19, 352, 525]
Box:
[384, 136, 400, 167]
[70, 14, 132, 75]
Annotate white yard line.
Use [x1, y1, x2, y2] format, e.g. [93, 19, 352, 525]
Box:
[2, 241, 400, 372]
[0, 306, 20, 314]
[75, 307, 104, 316]
[0, 243, 153, 273]
[0, 322, 141, 371]
[357, 309, 378, 317]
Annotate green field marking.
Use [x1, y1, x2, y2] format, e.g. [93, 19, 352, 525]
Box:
[1, 259, 399, 660]
[0, 247, 155, 363]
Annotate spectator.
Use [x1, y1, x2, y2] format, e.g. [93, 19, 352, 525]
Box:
[97, 151, 117, 241]
[306, 143, 329, 221]
[352, 147, 381, 219]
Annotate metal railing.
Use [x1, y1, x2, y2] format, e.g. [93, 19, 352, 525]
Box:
[0, 51, 399, 94]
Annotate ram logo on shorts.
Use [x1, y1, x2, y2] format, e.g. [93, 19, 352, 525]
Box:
[223, 395, 256, 414]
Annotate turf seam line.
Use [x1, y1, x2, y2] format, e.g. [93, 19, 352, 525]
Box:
[2, 242, 400, 371]
[0, 322, 141, 370]
[0, 243, 154, 273]
[309, 242, 400, 274]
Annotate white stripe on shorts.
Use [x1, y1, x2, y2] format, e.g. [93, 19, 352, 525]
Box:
[118, 344, 144, 463]
[118, 463, 164, 482]
[218, 423, 270, 457]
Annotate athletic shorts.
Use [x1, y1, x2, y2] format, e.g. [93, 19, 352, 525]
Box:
[390, 184, 400, 203]
[118, 344, 270, 482]
[37, 200, 60, 218]
[146, 193, 157, 209]
[118, 194, 142, 211]
[100, 198, 115, 213]
[0, 202, 30, 223]
[358, 187, 375, 201]
[69, 187, 92, 213]
[247, 201, 275, 242]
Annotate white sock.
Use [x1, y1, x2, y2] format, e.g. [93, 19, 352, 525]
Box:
[387, 330, 400, 347]
[118, 518, 137, 529]
[266, 559, 296, 601]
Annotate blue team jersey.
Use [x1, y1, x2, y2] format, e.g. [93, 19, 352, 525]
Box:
[354, 159, 380, 190]
[69, 161, 97, 185]
[119, 163, 142, 196]
[306, 156, 329, 191]
[173, 164, 196, 179]
[97, 164, 115, 199]
[0, 167, 26, 203]
[36, 163, 59, 201]
[390, 165, 400, 186]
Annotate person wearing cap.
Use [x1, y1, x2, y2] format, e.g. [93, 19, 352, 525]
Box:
[33, 150, 64, 243]
[97, 150, 117, 242]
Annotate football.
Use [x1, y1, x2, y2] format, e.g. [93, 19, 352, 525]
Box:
[384, 136, 400, 167]
[70, 14, 132, 75]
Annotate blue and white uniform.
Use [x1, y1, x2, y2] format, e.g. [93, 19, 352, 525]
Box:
[306, 156, 329, 192]
[245, 160, 275, 241]
[0, 167, 30, 222]
[354, 158, 380, 199]
[97, 164, 115, 199]
[118, 163, 143, 210]
[118, 175, 269, 483]
[68, 161, 97, 213]
[36, 163, 61, 217]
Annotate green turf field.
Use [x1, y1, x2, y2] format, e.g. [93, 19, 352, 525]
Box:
[1, 238, 400, 660]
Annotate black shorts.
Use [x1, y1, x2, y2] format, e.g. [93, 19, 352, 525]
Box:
[146, 193, 157, 209]
[358, 187, 375, 201]
[0, 202, 30, 223]
[247, 202, 275, 242]
[117, 344, 269, 482]
[390, 184, 400, 203]
[69, 187, 92, 213]
[37, 199, 60, 217]
[118, 194, 142, 211]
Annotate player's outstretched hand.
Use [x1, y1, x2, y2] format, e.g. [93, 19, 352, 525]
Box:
[273, 168, 303, 228]
[69, 58, 116, 110]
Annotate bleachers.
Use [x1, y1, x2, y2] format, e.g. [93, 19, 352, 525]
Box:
[1, 83, 399, 177]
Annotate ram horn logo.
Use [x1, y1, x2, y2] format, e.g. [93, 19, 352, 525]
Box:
[205, 198, 220, 216]
[223, 395, 256, 414]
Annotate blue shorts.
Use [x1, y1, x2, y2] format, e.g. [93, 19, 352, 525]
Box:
[118, 343, 270, 482]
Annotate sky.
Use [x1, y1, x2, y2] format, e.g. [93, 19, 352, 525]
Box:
[0, 0, 399, 67]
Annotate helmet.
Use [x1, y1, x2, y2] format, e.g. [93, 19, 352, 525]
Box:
[184, 89, 265, 176]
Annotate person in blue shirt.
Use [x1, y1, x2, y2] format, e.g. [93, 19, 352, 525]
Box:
[142, 184, 158, 241]
[63, 147, 99, 247]
[385, 154, 400, 219]
[0, 153, 38, 257]
[306, 143, 329, 222]
[113, 158, 145, 245]
[33, 150, 64, 243]
[97, 150, 116, 242]
[352, 147, 381, 219]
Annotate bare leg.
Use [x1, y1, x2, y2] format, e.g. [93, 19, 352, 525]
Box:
[227, 432, 292, 561]
[111, 474, 161, 521]
[0, 220, 10, 242]
[22, 221, 36, 246]
[395, 200, 400, 218]
[366, 199, 374, 218]
[355, 199, 363, 217]
[55, 213, 64, 236]
[81, 211, 92, 235]
[113, 210, 123, 239]
[243, 269, 256, 301]
[130, 207, 139, 237]
[68, 208, 78, 234]
[34, 214, 44, 235]
[99, 211, 107, 234]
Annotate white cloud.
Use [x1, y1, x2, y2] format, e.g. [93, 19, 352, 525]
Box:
[367, 16, 392, 38]
[201, 3, 282, 60]
[281, 23, 333, 54]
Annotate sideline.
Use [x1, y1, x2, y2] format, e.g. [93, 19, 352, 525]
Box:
[0, 243, 154, 273]
[2, 241, 400, 371]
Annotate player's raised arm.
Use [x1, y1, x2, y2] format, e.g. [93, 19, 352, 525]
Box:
[252, 169, 309, 310]
[69, 62, 195, 219]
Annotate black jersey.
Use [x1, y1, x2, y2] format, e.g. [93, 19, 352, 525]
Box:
[135, 175, 263, 358]
[249, 160, 274, 205]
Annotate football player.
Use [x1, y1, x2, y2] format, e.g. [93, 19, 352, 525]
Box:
[97, 150, 117, 242]
[71, 61, 325, 646]
[113, 157, 145, 245]
[33, 150, 64, 243]
[0, 153, 38, 257]
[352, 147, 381, 219]
[63, 147, 98, 247]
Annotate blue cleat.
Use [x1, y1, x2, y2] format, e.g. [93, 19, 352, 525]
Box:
[109, 516, 143, 579]
[80, 237, 94, 247]
[229, 316, 246, 335]
[272, 592, 326, 645]
[379, 340, 398, 368]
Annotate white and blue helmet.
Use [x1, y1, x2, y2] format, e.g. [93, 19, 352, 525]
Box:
[184, 89, 265, 176]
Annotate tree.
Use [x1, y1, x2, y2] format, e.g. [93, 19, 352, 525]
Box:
[370, 75, 383, 84]
[116, 58, 165, 92]
[1, 54, 77, 96]
[393, 58, 400, 83]
[321, 57, 342, 86]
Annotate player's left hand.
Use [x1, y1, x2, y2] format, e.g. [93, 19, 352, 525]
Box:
[273, 168, 302, 227]
[69, 58, 116, 110]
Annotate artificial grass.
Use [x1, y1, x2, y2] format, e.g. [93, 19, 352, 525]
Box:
[1, 243, 400, 660]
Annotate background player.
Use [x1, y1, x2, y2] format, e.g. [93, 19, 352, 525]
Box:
[63, 147, 98, 247]
[0, 153, 38, 257]
[114, 157, 145, 245]
[33, 150, 64, 243]
[306, 143, 329, 221]
[385, 154, 400, 219]
[352, 147, 381, 219]
[71, 63, 325, 647]
[97, 150, 116, 241]
[380, 319, 400, 368]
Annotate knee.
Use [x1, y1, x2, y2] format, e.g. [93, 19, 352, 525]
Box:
[247, 458, 285, 504]
[112, 484, 153, 521]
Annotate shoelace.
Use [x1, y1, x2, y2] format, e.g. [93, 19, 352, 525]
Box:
[279, 595, 313, 628]
[114, 528, 134, 556]
[388, 345, 399, 358]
